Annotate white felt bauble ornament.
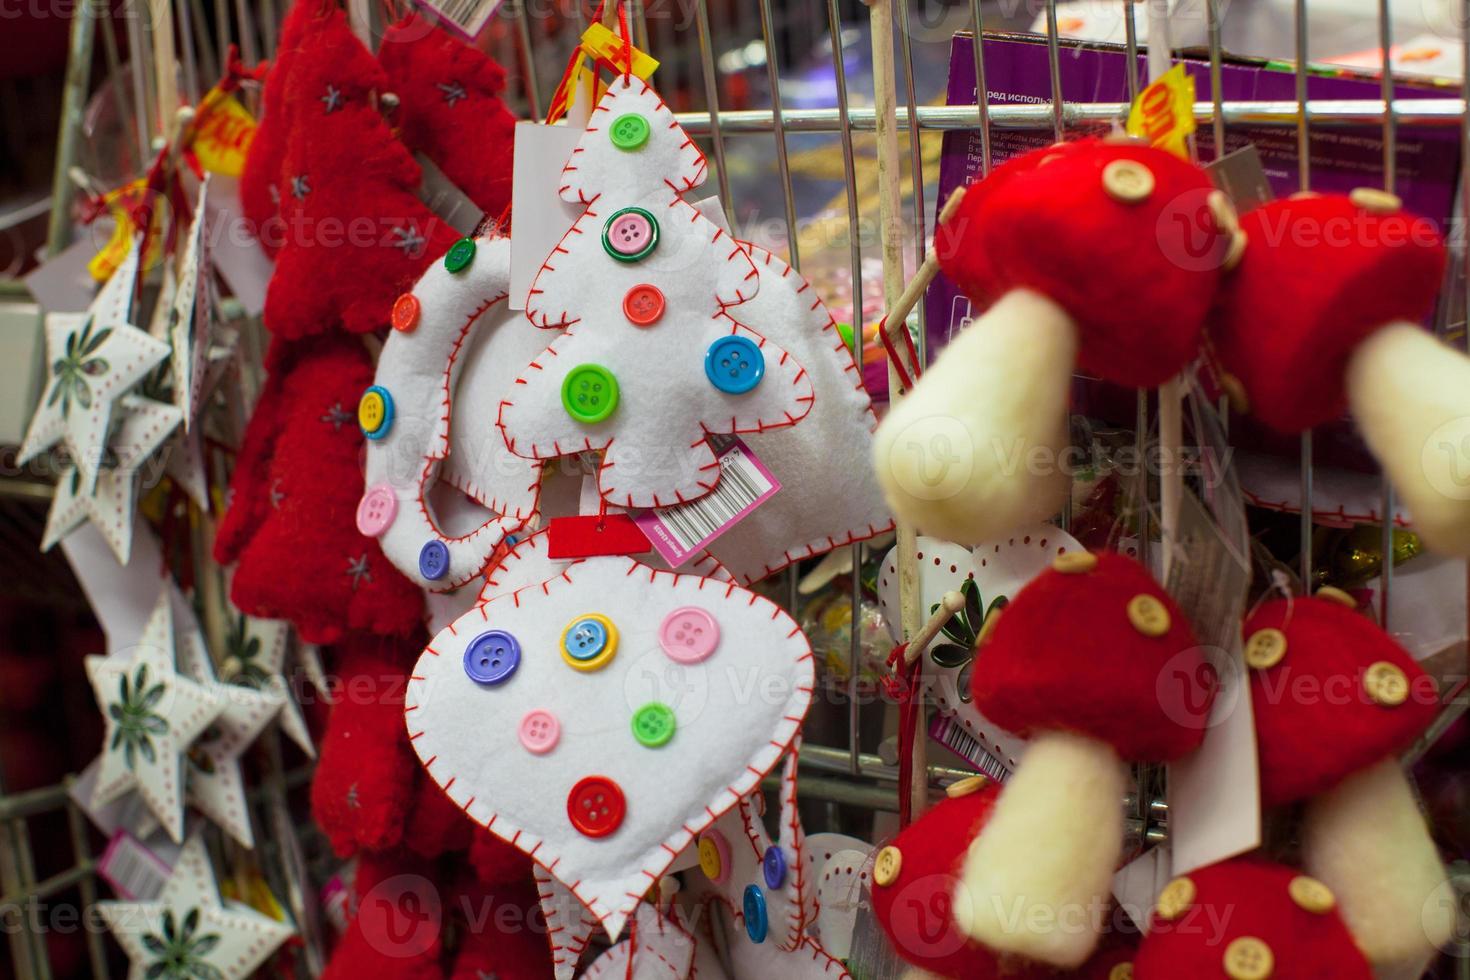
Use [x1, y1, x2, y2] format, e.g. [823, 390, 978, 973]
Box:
[404, 554, 813, 939]
[581, 901, 699, 979]
[497, 77, 814, 510]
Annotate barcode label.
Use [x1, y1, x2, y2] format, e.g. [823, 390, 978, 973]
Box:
[418, 0, 503, 40]
[99, 830, 173, 901]
[634, 437, 780, 567]
[929, 714, 1011, 783]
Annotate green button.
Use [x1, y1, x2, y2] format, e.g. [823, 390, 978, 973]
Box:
[444, 238, 476, 273]
[609, 113, 651, 151]
[631, 702, 676, 748]
[561, 364, 620, 424]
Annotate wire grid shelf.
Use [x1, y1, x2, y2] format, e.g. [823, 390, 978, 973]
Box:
[5, 0, 1470, 976]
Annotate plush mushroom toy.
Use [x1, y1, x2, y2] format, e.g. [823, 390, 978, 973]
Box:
[872, 139, 1232, 544]
[1244, 592, 1454, 978]
[961, 551, 1213, 967]
[1212, 192, 1470, 555]
[1133, 856, 1373, 979]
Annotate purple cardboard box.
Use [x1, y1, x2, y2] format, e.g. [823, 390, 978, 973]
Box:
[927, 32, 1462, 468]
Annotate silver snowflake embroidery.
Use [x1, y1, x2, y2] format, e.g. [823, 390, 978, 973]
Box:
[391, 225, 426, 258]
[345, 783, 360, 810]
[320, 403, 353, 430]
[321, 85, 343, 113]
[268, 479, 285, 510]
[345, 554, 372, 590]
[290, 175, 310, 200]
[267, 184, 280, 206]
[438, 81, 467, 107]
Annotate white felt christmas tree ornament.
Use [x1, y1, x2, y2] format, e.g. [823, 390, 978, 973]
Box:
[497, 77, 814, 510]
[359, 235, 521, 591]
[872, 139, 1228, 544]
[405, 554, 812, 939]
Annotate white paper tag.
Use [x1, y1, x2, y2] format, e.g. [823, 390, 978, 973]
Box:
[509, 121, 584, 310]
[416, 0, 504, 41]
[24, 237, 97, 313]
[204, 176, 272, 316]
[1112, 845, 1171, 934]
[633, 437, 779, 568]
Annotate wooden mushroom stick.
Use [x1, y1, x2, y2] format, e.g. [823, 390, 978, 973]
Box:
[1244, 594, 1455, 978]
[1132, 857, 1374, 979]
[1212, 191, 1470, 555]
[876, 187, 969, 382]
[872, 139, 1228, 545]
[960, 551, 1213, 968]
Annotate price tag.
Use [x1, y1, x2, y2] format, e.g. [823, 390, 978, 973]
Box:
[633, 437, 780, 568]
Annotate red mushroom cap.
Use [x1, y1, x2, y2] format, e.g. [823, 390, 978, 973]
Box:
[1212, 193, 1446, 433]
[1246, 595, 1439, 808]
[935, 138, 1225, 389]
[1134, 857, 1372, 980]
[871, 782, 1055, 979]
[971, 551, 1212, 763]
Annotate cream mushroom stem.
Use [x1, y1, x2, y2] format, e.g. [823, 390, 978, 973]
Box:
[1346, 321, 1470, 557]
[957, 730, 1125, 969]
[872, 288, 1075, 546]
[1301, 758, 1455, 980]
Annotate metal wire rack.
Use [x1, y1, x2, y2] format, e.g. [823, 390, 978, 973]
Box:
[5, 0, 1470, 976]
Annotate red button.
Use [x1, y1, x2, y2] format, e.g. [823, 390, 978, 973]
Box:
[567, 776, 625, 838]
[622, 284, 665, 326]
[391, 293, 420, 332]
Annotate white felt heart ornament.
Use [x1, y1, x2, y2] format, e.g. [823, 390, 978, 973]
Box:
[404, 554, 814, 939]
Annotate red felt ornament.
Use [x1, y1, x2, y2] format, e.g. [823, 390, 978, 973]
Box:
[322, 850, 445, 980]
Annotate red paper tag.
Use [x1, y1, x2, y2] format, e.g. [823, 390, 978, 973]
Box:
[546, 514, 652, 559]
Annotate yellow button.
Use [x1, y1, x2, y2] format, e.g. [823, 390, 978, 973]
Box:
[1244, 628, 1288, 670]
[1223, 937, 1274, 980]
[1364, 661, 1409, 707]
[1109, 965, 1134, 980]
[1052, 551, 1098, 574]
[560, 614, 618, 673]
[945, 775, 989, 799]
[1155, 876, 1196, 921]
[873, 846, 902, 887]
[1127, 594, 1171, 638]
[1102, 159, 1156, 204]
[1288, 875, 1335, 914]
[358, 387, 391, 436]
[1349, 187, 1403, 215]
[1315, 586, 1358, 609]
[698, 838, 722, 880]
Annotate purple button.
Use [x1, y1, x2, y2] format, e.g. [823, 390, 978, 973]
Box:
[464, 630, 520, 685]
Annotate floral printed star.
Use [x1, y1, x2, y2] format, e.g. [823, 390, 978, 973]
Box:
[290, 175, 310, 200]
[438, 81, 467, 107]
[391, 225, 426, 258]
[346, 554, 372, 590]
[320, 402, 353, 430]
[321, 84, 342, 113]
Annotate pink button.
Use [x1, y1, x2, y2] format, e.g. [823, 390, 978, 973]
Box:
[519, 709, 560, 754]
[356, 484, 397, 537]
[658, 607, 720, 664]
[607, 212, 654, 256]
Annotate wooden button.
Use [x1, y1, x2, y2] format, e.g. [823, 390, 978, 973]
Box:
[1315, 586, 1358, 609]
[1220, 372, 1250, 414]
[1288, 875, 1336, 914]
[1244, 628, 1288, 670]
[1350, 187, 1403, 214]
[1053, 551, 1098, 574]
[946, 775, 989, 799]
[1223, 937, 1274, 980]
[1102, 159, 1156, 204]
[1155, 876, 1196, 921]
[1127, 594, 1171, 637]
[1364, 661, 1409, 706]
[873, 846, 902, 887]
[1108, 965, 1134, 980]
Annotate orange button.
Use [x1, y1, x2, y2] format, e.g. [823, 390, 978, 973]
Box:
[622, 284, 665, 326]
[391, 293, 421, 332]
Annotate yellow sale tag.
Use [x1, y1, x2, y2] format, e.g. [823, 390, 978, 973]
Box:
[87, 180, 165, 282]
[1126, 64, 1197, 160]
[579, 22, 659, 81]
[190, 84, 257, 177]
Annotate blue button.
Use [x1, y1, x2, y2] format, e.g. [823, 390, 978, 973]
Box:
[762, 846, 786, 889]
[743, 885, 768, 943]
[419, 540, 450, 580]
[464, 630, 520, 685]
[564, 617, 609, 661]
[704, 336, 765, 394]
